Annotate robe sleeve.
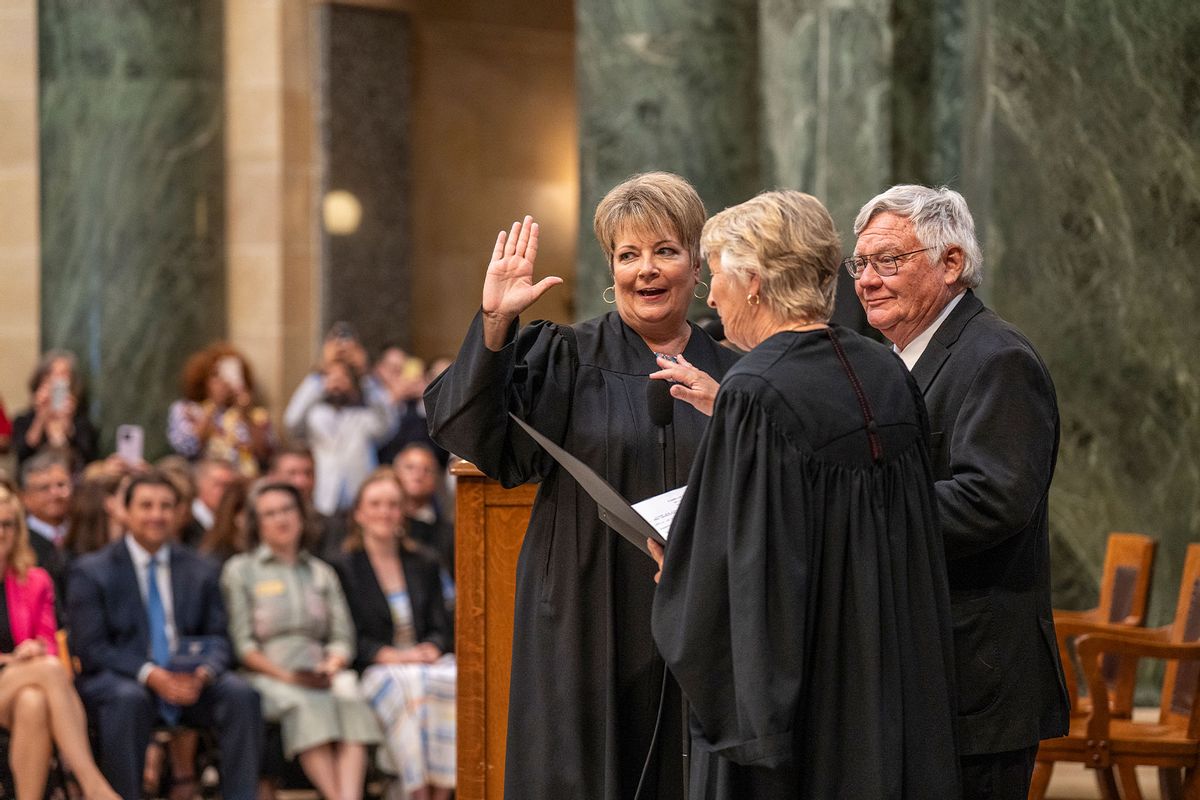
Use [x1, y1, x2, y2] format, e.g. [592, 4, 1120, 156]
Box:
[652, 379, 807, 769]
[424, 310, 576, 487]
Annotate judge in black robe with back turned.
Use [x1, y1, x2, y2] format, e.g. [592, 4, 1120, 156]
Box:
[650, 191, 960, 799]
[426, 173, 740, 800]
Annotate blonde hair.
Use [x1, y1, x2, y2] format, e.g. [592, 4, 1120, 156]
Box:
[342, 468, 418, 555]
[0, 485, 38, 578]
[593, 172, 707, 270]
[701, 190, 842, 323]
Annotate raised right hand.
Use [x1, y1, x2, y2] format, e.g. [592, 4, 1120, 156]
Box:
[482, 215, 562, 323]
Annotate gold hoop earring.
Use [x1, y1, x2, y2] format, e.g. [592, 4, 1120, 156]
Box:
[693, 281, 709, 299]
[603, 285, 616, 304]
[746, 293, 760, 306]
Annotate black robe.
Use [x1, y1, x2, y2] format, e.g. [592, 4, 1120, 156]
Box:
[426, 310, 740, 800]
[652, 328, 959, 799]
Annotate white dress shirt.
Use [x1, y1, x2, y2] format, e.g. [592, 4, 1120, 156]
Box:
[125, 535, 178, 683]
[26, 514, 67, 546]
[895, 291, 966, 371]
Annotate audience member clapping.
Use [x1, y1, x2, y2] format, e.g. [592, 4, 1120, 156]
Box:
[0, 484, 121, 800]
[333, 470, 455, 800]
[12, 350, 98, 470]
[168, 343, 273, 477]
[221, 481, 380, 800]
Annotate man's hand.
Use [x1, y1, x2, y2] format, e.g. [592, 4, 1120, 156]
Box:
[147, 667, 204, 706]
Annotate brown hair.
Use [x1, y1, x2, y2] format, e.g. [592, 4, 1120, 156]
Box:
[0, 485, 38, 578]
[342, 468, 420, 555]
[701, 190, 842, 323]
[199, 478, 251, 562]
[63, 473, 123, 557]
[244, 481, 317, 553]
[179, 342, 258, 403]
[593, 172, 707, 271]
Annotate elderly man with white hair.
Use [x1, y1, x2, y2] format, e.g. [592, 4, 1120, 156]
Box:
[849, 185, 1070, 799]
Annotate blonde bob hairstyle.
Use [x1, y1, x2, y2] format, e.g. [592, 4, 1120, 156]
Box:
[0, 484, 38, 578]
[701, 190, 842, 323]
[593, 172, 707, 270]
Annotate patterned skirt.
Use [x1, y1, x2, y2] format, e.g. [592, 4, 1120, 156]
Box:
[361, 655, 457, 792]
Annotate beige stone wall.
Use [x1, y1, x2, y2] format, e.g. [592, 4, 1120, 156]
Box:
[225, 0, 321, 422]
[0, 0, 40, 450]
[408, 15, 578, 361]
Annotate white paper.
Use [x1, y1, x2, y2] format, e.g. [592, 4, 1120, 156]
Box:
[631, 486, 687, 542]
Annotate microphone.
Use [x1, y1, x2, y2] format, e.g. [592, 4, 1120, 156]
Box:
[646, 378, 675, 431]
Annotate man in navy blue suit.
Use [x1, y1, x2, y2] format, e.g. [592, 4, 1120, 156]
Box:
[68, 471, 262, 800]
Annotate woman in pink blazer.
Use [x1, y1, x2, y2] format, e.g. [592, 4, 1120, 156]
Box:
[0, 483, 118, 800]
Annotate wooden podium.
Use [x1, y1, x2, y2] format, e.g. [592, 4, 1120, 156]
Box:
[452, 460, 536, 800]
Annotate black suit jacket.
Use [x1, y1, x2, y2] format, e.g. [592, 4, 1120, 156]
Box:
[333, 546, 452, 672]
[67, 538, 233, 684]
[911, 290, 1070, 755]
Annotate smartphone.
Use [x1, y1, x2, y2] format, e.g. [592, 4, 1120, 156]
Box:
[216, 356, 245, 392]
[116, 424, 145, 466]
[51, 377, 70, 412]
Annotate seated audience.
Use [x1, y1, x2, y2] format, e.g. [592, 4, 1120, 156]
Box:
[12, 350, 98, 470]
[180, 458, 239, 549]
[334, 470, 455, 800]
[198, 479, 251, 564]
[67, 472, 262, 800]
[19, 452, 72, 606]
[167, 343, 272, 477]
[221, 482, 379, 800]
[393, 444, 454, 578]
[284, 358, 395, 517]
[0, 484, 121, 800]
[268, 442, 346, 561]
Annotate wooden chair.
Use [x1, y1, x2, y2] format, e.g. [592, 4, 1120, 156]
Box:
[1033, 543, 1200, 800]
[1029, 532, 1158, 798]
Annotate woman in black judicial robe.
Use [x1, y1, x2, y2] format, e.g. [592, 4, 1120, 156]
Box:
[425, 173, 740, 800]
[650, 191, 960, 799]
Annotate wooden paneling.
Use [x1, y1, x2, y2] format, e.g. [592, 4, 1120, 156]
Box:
[453, 461, 537, 800]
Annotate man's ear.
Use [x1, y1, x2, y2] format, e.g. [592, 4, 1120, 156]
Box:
[941, 245, 964, 286]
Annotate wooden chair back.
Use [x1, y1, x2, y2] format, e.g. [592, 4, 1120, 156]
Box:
[1158, 543, 1200, 734]
[1097, 532, 1157, 626]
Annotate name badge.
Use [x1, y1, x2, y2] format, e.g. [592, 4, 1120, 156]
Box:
[254, 579, 286, 598]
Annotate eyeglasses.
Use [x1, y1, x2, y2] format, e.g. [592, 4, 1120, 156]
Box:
[842, 248, 933, 279]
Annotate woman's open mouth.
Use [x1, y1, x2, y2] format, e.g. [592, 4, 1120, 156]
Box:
[637, 287, 667, 299]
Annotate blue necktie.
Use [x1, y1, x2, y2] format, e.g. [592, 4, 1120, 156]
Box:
[146, 555, 181, 725]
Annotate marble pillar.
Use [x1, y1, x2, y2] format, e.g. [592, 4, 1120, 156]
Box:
[960, 0, 1200, 621]
[38, 0, 225, 458]
[319, 4, 412, 357]
[575, 0, 761, 320]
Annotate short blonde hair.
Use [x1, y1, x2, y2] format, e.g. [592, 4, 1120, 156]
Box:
[593, 172, 706, 270]
[701, 190, 841, 323]
[0, 485, 38, 578]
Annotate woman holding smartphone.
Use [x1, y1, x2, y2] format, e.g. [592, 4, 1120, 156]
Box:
[12, 351, 98, 470]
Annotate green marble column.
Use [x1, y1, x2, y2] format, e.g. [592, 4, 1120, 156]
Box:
[574, 0, 761, 319]
[39, 0, 225, 459]
[959, 0, 1200, 626]
[757, 0, 893, 329]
